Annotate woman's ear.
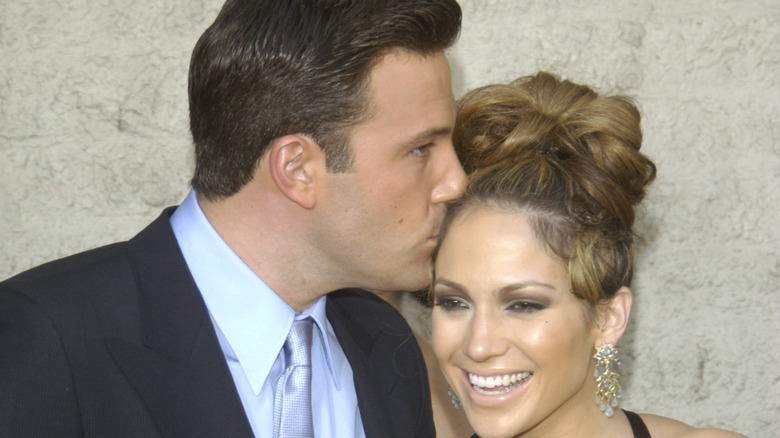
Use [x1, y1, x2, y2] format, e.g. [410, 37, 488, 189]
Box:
[597, 286, 632, 345]
[267, 134, 323, 209]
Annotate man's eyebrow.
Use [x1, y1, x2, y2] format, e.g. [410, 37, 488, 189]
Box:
[401, 126, 453, 147]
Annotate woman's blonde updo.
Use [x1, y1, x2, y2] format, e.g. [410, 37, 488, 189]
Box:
[442, 72, 656, 305]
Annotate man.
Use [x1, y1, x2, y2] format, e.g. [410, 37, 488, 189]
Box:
[0, 0, 465, 437]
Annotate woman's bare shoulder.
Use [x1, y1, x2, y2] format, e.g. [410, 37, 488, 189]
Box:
[639, 413, 747, 438]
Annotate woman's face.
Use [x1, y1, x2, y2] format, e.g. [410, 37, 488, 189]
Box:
[431, 208, 600, 438]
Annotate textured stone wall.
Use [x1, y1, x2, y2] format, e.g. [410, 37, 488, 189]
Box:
[1, 1, 777, 436]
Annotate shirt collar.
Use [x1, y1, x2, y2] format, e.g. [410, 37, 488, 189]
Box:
[169, 189, 341, 394]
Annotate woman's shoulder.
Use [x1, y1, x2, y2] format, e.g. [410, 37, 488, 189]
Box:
[638, 413, 747, 438]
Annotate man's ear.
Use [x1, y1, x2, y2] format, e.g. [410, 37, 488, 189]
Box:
[597, 286, 632, 346]
[267, 134, 322, 209]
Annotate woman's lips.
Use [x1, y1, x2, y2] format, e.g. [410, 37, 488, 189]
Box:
[467, 371, 532, 395]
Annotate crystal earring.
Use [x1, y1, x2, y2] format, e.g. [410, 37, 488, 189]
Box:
[594, 343, 622, 418]
[447, 388, 461, 410]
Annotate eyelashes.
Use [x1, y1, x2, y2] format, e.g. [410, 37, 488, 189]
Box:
[433, 295, 547, 314]
[507, 301, 546, 313]
[434, 296, 468, 311]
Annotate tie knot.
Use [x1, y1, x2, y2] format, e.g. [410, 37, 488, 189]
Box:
[285, 318, 313, 367]
[274, 317, 315, 438]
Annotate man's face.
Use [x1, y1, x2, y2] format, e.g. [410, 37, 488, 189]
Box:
[314, 49, 466, 292]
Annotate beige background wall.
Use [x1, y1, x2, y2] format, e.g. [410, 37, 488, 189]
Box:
[1, 1, 777, 436]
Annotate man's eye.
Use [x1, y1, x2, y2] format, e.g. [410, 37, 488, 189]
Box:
[411, 144, 433, 156]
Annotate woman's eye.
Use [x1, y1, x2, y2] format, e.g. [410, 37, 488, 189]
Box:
[508, 301, 545, 313]
[434, 297, 468, 311]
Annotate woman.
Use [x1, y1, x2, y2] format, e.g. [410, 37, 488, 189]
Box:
[430, 72, 745, 438]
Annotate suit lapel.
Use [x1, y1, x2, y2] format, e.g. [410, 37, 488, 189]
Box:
[327, 291, 395, 438]
[107, 208, 254, 438]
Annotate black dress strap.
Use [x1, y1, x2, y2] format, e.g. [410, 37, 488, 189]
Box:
[623, 409, 652, 438]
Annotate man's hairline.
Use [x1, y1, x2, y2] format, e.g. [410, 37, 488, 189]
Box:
[332, 47, 452, 173]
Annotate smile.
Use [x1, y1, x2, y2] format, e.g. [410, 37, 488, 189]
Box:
[468, 372, 532, 395]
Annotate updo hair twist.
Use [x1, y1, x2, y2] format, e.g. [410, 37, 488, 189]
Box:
[443, 72, 656, 304]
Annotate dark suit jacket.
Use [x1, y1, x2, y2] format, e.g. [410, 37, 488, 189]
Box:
[0, 208, 435, 437]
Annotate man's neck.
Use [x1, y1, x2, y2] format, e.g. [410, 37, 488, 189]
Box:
[197, 190, 326, 312]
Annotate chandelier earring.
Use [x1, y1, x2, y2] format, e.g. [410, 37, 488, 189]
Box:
[447, 388, 461, 410]
[594, 342, 622, 418]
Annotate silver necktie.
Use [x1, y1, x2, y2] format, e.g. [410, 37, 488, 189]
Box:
[273, 318, 314, 438]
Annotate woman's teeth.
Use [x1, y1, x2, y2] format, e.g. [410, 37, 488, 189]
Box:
[468, 372, 531, 395]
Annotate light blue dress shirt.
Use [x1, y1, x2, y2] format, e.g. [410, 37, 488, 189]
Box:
[170, 190, 365, 437]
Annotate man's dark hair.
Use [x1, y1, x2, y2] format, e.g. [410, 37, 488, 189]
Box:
[189, 0, 462, 199]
